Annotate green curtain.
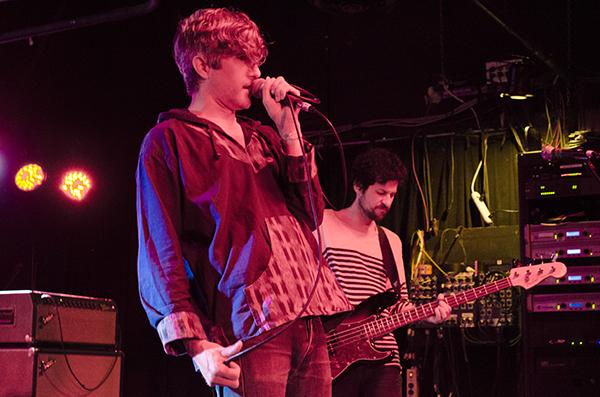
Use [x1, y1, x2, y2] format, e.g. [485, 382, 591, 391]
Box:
[315, 129, 520, 264]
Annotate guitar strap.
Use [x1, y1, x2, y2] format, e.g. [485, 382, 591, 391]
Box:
[377, 226, 400, 295]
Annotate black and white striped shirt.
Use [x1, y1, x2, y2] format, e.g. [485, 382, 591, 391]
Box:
[318, 209, 410, 368]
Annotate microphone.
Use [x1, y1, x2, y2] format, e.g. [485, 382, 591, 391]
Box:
[251, 78, 320, 112]
[540, 145, 591, 162]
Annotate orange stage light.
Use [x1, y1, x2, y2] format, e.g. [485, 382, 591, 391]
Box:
[60, 170, 92, 201]
[15, 163, 46, 191]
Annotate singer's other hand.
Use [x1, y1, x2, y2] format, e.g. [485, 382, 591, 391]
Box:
[186, 339, 243, 388]
[258, 76, 302, 141]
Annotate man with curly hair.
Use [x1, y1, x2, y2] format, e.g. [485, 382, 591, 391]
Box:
[318, 148, 450, 397]
[136, 8, 351, 396]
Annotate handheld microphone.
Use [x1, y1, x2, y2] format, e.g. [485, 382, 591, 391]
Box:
[251, 78, 320, 112]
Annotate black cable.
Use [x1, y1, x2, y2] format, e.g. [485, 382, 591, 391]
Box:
[44, 294, 119, 392]
[438, 226, 464, 265]
[225, 98, 328, 364]
[411, 130, 431, 233]
[304, 98, 481, 138]
[469, 0, 567, 81]
[491, 328, 502, 397]
[310, 106, 348, 208]
[424, 137, 434, 227]
[431, 328, 442, 396]
[0, 0, 160, 45]
[440, 136, 456, 222]
[444, 328, 461, 397]
[460, 328, 475, 397]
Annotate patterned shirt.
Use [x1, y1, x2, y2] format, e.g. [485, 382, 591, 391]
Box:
[137, 110, 352, 355]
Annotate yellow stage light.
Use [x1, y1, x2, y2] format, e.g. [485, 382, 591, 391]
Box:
[60, 170, 92, 201]
[15, 163, 46, 191]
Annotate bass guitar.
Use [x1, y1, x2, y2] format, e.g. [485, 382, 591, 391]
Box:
[324, 262, 566, 380]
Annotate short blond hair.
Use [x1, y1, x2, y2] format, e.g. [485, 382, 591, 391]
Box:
[173, 8, 268, 96]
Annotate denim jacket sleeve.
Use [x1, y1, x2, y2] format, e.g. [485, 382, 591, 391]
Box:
[136, 128, 208, 355]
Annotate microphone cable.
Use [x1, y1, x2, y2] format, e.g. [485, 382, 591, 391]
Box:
[225, 95, 341, 363]
[309, 105, 348, 209]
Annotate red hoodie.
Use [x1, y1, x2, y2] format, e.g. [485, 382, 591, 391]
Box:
[136, 109, 351, 354]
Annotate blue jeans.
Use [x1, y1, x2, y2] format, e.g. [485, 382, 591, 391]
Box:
[218, 317, 332, 397]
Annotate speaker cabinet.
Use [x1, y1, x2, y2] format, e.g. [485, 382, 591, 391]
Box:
[0, 290, 117, 347]
[0, 348, 122, 397]
[438, 225, 519, 266]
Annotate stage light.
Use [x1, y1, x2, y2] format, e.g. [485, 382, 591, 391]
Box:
[60, 170, 92, 201]
[15, 163, 46, 191]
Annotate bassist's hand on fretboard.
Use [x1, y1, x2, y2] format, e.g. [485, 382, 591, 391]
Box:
[389, 294, 451, 324]
[423, 294, 451, 324]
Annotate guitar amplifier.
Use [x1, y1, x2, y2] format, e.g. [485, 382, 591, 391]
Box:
[0, 347, 122, 396]
[0, 290, 117, 347]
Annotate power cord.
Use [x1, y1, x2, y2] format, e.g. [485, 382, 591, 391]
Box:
[42, 294, 119, 393]
[470, 160, 493, 224]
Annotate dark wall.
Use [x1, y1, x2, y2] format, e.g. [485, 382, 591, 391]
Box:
[0, 1, 598, 395]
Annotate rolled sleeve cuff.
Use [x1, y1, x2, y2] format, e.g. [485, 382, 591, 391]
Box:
[157, 311, 207, 356]
[286, 144, 318, 182]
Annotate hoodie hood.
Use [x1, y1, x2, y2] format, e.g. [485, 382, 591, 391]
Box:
[158, 109, 214, 129]
[157, 109, 263, 132]
[156, 109, 266, 160]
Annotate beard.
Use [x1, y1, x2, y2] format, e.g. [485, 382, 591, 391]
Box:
[359, 197, 389, 222]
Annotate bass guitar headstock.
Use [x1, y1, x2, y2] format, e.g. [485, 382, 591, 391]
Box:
[509, 262, 567, 289]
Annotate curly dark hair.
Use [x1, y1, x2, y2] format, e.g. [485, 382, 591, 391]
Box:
[351, 148, 407, 191]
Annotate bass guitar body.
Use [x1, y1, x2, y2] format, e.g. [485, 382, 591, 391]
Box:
[323, 262, 567, 381]
[323, 291, 398, 380]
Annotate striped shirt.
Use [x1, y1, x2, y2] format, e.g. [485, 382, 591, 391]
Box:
[318, 209, 409, 368]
